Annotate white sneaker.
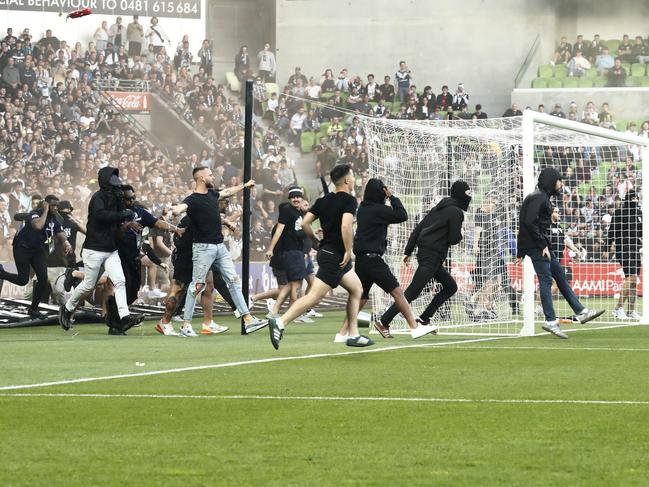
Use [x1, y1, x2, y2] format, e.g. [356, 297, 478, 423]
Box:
[612, 307, 629, 320]
[628, 310, 641, 320]
[411, 324, 438, 339]
[266, 298, 276, 313]
[295, 314, 315, 323]
[178, 322, 198, 337]
[201, 321, 229, 334]
[172, 315, 184, 323]
[148, 288, 167, 299]
[541, 320, 568, 339]
[155, 322, 177, 336]
[306, 309, 323, 318]
[333, 333, 348, 343]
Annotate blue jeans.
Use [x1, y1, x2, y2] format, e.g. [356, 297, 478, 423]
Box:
[183, 243, 249, 321]
[398, 86, 409, 102]
[526, 248, 584, 322]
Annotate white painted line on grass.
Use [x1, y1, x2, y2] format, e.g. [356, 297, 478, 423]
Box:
[1, 392, 648, 406]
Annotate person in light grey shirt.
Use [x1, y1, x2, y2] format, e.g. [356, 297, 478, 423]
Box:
[257, 42, 276, 82]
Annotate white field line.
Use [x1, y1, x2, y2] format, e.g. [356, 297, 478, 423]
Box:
[0, 322, 640, 392]
[1, 392, 648, 406]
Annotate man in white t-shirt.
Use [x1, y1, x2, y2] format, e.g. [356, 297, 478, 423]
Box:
[288, 107, 306, 147]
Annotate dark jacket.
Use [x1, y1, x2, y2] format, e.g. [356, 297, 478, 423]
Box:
[517, 168, 562, 256]
[83, 167, 126, 252]
[608, 197, 642, 249]
[404, 197, 464, 260]
[354, 179, 408, 255]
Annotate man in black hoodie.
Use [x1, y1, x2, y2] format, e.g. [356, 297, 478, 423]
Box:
[353, 178, 437, 340]
[379, 181, 472, 329]
[607, 190, 642, 320]
[59, 167, 142, 332]
[517, 167, 603, 339]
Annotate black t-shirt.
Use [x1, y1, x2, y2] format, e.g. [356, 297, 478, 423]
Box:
[47, 216, 81, 267]
[13, 209, 62, 251]
[277, 202, 304, 252]
[173, 215, 193, 261]
[183, 189, 223, 245]
[269, 224, 283, 269]
[117, 206, 158, 262]
[309, 191, 357, 255]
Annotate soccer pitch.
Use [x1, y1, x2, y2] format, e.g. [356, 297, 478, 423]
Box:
[1, 312, 648, 486]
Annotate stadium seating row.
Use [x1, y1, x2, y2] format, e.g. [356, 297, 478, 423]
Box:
[530, 76, 649, 88]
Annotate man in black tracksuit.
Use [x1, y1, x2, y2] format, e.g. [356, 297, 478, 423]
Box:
[517, 167, 603, 339]
[0, 195, 73, 319]
[60, 167, 142, 332]
[607, 189, 643, 319]
[353, 178, 437, 339]
[380, 180, 472, 328]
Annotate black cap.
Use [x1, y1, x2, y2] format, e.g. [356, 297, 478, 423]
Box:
[59, 200, 73, 211]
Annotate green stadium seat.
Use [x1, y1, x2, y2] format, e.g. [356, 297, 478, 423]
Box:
[265, 83, 280, 97]
[593, 77, 608, 87]
[392, 101, 403, 112]
[368, 101, 378, 109]
[641, 77, 649, 87]
[631, 63, 647, 76]
[225, 72, 240, 92]
[531, 78, 548, 88]
[300, 131, 316, 153]
[538, 64, 553, 78]
[320, 92, 335, 101]
[585, 67, 599, 78]
[319, 121, 331, 134]
[554, 64, 568, 78]
[616, 120, 628, 132]
[606, 39, 620, 52]
[561, 77, 579, 88]
[547, 78, 563, 88]
[621, 63, 631, 74]
[578, 78, 594, 88]
[626, 76, 643, 87]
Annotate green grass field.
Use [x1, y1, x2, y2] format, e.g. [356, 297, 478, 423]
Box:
[1, 312, 649, 486]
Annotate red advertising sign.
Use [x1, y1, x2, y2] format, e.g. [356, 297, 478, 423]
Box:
[106, 92, 150, 113]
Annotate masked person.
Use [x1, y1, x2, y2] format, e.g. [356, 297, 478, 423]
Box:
[0, 195, 73, 318]
[517, 167, 603, 339]
[59, 167, 143, 332]
[378, 180, 472, 330]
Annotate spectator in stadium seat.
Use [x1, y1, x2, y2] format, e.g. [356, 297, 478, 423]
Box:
[567, 49, 591, 77]
[361, 74, 378, 101]
[573, 34, 588, 59]
[146, 17, 170, 55]
[598, 103, 614, 126]
[537, 104, 545, 113]
[234, 45, 249, 82]
[2, 57, 20, 93]
[473, 104, 487, 119]
[607, 57, 626, 87]
[632, 36, 649, 63]
[588, 34, 605, 62]
[288, 66, 308, 87]
[109, 17, 126, 52]
[595, 46, 614, 74]
[395, 61, 411, 102]
[127, 15, 144, 56]
[288, 107, 306, 147]
[550, 103, 566, 118]
[335, 68, 349, 92]
[374, 98, 389, 118]
[502, 103, 522, 117]
[617, 34, 633, 63]
[197, 39, 213, 77]
[457, 105, 472, 120]
[305, 77, 321, 101]
[552, 36, 572, 65]
[378, 75, 395, 102]
[452, 83, 469, 110]
[435, 85, 452, 110]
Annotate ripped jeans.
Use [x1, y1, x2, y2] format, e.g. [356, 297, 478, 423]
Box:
[182, 243, 249, 321]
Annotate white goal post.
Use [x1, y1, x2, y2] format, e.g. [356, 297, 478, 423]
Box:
[359, 110, 649, 336]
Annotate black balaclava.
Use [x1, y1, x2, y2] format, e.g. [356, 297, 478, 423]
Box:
[362, 178, 387, 204]
[450, 180, 472, 211]
[538, 167, 563, 196]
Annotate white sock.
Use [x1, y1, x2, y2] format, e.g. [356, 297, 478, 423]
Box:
[276, 318, 285, 330]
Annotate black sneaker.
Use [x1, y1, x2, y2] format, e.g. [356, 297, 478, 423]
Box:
[59, 304, 73, 331]
[108, 327, 127, 336]
[268, 317, 283, 350]
[346, 335, 375, 347]
[119, 313, 146, 332]
[27, 308, 48, 320]
[416, 316, 430, 326]
[63, 268, 75, 292]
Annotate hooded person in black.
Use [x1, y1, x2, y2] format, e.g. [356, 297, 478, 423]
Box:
[379, 180, 472, 329]
[608, 190, 643, 319]
[353, 178, 437, 339]
[517, 167, 602, 339]
[60, 167, 143, 333]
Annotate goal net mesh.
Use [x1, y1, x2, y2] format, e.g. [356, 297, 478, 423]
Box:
[358, 116, 643, 335]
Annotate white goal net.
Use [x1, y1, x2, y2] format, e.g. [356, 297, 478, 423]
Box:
[358, 112, 648, 335]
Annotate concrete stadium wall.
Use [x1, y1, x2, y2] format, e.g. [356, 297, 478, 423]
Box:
[511, 87, 649, 121]
[572, 0, 649, 39]
[275, 0, 561, 114]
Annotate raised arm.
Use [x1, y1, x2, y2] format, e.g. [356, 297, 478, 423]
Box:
[30, 203, 50, 231]
[219, 180, 255, 199]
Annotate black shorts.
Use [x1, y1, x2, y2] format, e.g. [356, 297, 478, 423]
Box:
[272, 265, 288, 286]
[620, 257, 641, 277]
[305, 255, 314, 275]
[315, 248, 352, 289]
[172, 253, 193, 284]
[355, 253, 400, 300]
[282, 250, 307, 282]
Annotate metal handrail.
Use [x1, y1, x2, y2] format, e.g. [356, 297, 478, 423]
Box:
[514, 33, 541, 88]
[95, 79, 151, 92]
